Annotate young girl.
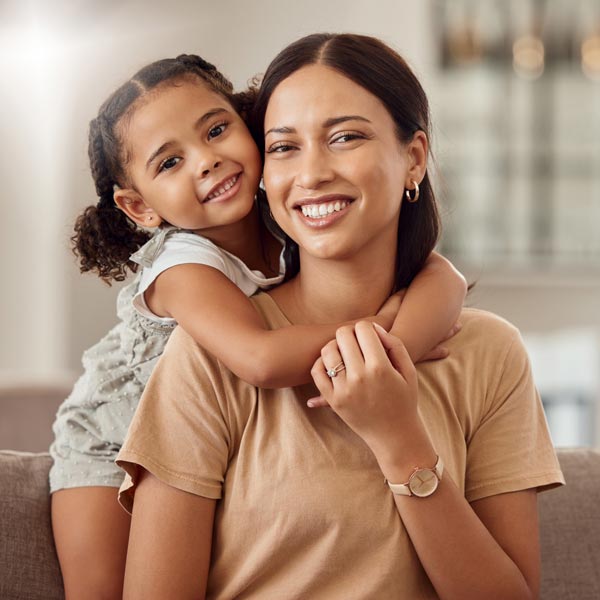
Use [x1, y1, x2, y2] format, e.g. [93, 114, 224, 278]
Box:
[50, 54, 466, 598]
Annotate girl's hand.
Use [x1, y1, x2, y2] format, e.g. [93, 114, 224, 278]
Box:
[309, 321, 422, 460]
[417, 321, 462, 363]
[371, 290, 406, 331]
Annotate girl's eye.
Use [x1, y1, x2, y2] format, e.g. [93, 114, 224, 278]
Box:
[208, 121, 228, 139]
[331, 131, 365, 144]
[158, 156, 181, 173]
[266, 142, 296, 154]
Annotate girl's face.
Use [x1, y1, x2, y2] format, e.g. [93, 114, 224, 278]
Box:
[263, 64, 426, 262]
[115, 79, 261, 236]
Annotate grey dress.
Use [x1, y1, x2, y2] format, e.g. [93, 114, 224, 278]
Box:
[49, 226, 285, 491]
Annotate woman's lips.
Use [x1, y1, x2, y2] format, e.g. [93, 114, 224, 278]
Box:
[300, 199, 350, 218]
[293, 195, 354, 227]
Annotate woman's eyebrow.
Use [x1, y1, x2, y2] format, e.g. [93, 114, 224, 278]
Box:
[145, 107, 228, 169]
[265, 125, 295, 137]
[323, 115, 371, 127]
[265, 115, 371, 138]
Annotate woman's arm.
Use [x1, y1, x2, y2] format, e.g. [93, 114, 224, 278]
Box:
[390, 251, 467, 363]
[311, 323, 541, 600]
[146, 263, 398, 389]
[123, 470, 215, 600]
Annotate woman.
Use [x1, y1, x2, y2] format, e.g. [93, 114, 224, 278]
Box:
[117, 33, 564, 599]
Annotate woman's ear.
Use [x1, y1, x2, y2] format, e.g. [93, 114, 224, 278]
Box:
[114, 188, 162, 228]
[405, 130, 428, 185]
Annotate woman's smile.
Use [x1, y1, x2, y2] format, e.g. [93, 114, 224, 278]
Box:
[294, 194, 354, 227]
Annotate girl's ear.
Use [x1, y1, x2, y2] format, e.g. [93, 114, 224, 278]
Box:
[405, 130, 428, 186]
[114, 188, 163, 228]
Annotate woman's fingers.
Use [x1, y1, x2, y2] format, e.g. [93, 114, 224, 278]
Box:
[353, 320, 391, 367]
[306, 395, 330, 408]
[310, 356, 334, 407]
[335, 325, 366, 374]
[372, 323, 416, 385]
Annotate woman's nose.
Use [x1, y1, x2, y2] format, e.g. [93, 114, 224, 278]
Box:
[295, 147, 334, 190]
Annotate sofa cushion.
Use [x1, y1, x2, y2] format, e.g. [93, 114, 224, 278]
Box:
[0, 451, 64, 600]
[539, 448, 600, 600]
[0, 448, 598, 599]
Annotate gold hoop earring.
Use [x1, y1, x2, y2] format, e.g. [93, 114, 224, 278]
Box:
[405, 180, 420, 203]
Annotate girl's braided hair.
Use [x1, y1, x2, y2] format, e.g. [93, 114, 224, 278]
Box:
[73, 54, 250, 283]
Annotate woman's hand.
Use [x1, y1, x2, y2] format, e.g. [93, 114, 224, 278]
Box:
[310, 321, 424, 462]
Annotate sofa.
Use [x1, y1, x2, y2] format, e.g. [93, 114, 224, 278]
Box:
[0, 448, 599, 600]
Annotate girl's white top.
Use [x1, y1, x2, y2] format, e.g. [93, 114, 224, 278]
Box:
[130, 226, 285, 324]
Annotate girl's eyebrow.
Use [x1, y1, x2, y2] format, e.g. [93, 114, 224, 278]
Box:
[145, 107, 229, 170]
[265, 115, 371, 137]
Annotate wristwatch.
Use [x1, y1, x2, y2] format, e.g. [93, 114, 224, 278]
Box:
[386, 455, 444, 498]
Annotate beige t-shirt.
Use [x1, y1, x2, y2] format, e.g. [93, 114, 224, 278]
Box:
[118, 294, 564, 599]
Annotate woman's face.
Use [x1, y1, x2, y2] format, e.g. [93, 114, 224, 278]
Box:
[263, 64, 423, 262]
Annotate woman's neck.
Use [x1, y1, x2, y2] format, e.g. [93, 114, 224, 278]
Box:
[270, 249, 397, 325]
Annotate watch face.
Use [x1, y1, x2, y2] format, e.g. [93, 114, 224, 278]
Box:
[408, 468, 439, 497]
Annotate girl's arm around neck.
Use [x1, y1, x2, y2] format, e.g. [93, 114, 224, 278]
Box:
[146, 263, 396, 389]
[390, 251, 467, 363]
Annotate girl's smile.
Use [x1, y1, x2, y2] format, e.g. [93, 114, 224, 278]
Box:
[115, 80, 261, 237]
[203, 172, 242, 203]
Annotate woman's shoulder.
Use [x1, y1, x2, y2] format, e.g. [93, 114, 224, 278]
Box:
[249, 292, 291, 330]
[458, 307, 521, 343]
[446, 307, 527, 371]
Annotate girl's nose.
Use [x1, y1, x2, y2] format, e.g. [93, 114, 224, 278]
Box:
[197, 155, 222, 178]
[294, 148, 334, 190]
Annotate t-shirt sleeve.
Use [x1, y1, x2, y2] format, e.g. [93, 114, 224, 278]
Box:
[132, 235, 233, 320]
[464, 329, 565, 503]
[117, 325, 234, 513]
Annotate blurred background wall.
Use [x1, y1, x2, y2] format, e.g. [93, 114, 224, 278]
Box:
[1, 0, 598, 450]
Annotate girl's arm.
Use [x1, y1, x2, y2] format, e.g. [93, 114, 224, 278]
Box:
[390, 251, 467, 363]
[145, 263, 398, 389]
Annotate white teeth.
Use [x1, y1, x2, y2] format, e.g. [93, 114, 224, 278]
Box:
[300, 200, 349, 218]
[206, 175, 238, 201]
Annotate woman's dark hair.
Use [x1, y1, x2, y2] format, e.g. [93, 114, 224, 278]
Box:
[73, 54, 247, 283]
[251, 33, 440, 290]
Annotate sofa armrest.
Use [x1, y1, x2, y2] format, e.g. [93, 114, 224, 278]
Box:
[0, 451, 64, 600]
[539, 448, 600, 600]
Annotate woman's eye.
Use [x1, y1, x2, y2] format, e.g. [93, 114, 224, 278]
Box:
[158, 156, 181, 172]
[266, 143, 296, 154]
[208, 122, 228, 139]
[332, 131, 364, 144]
